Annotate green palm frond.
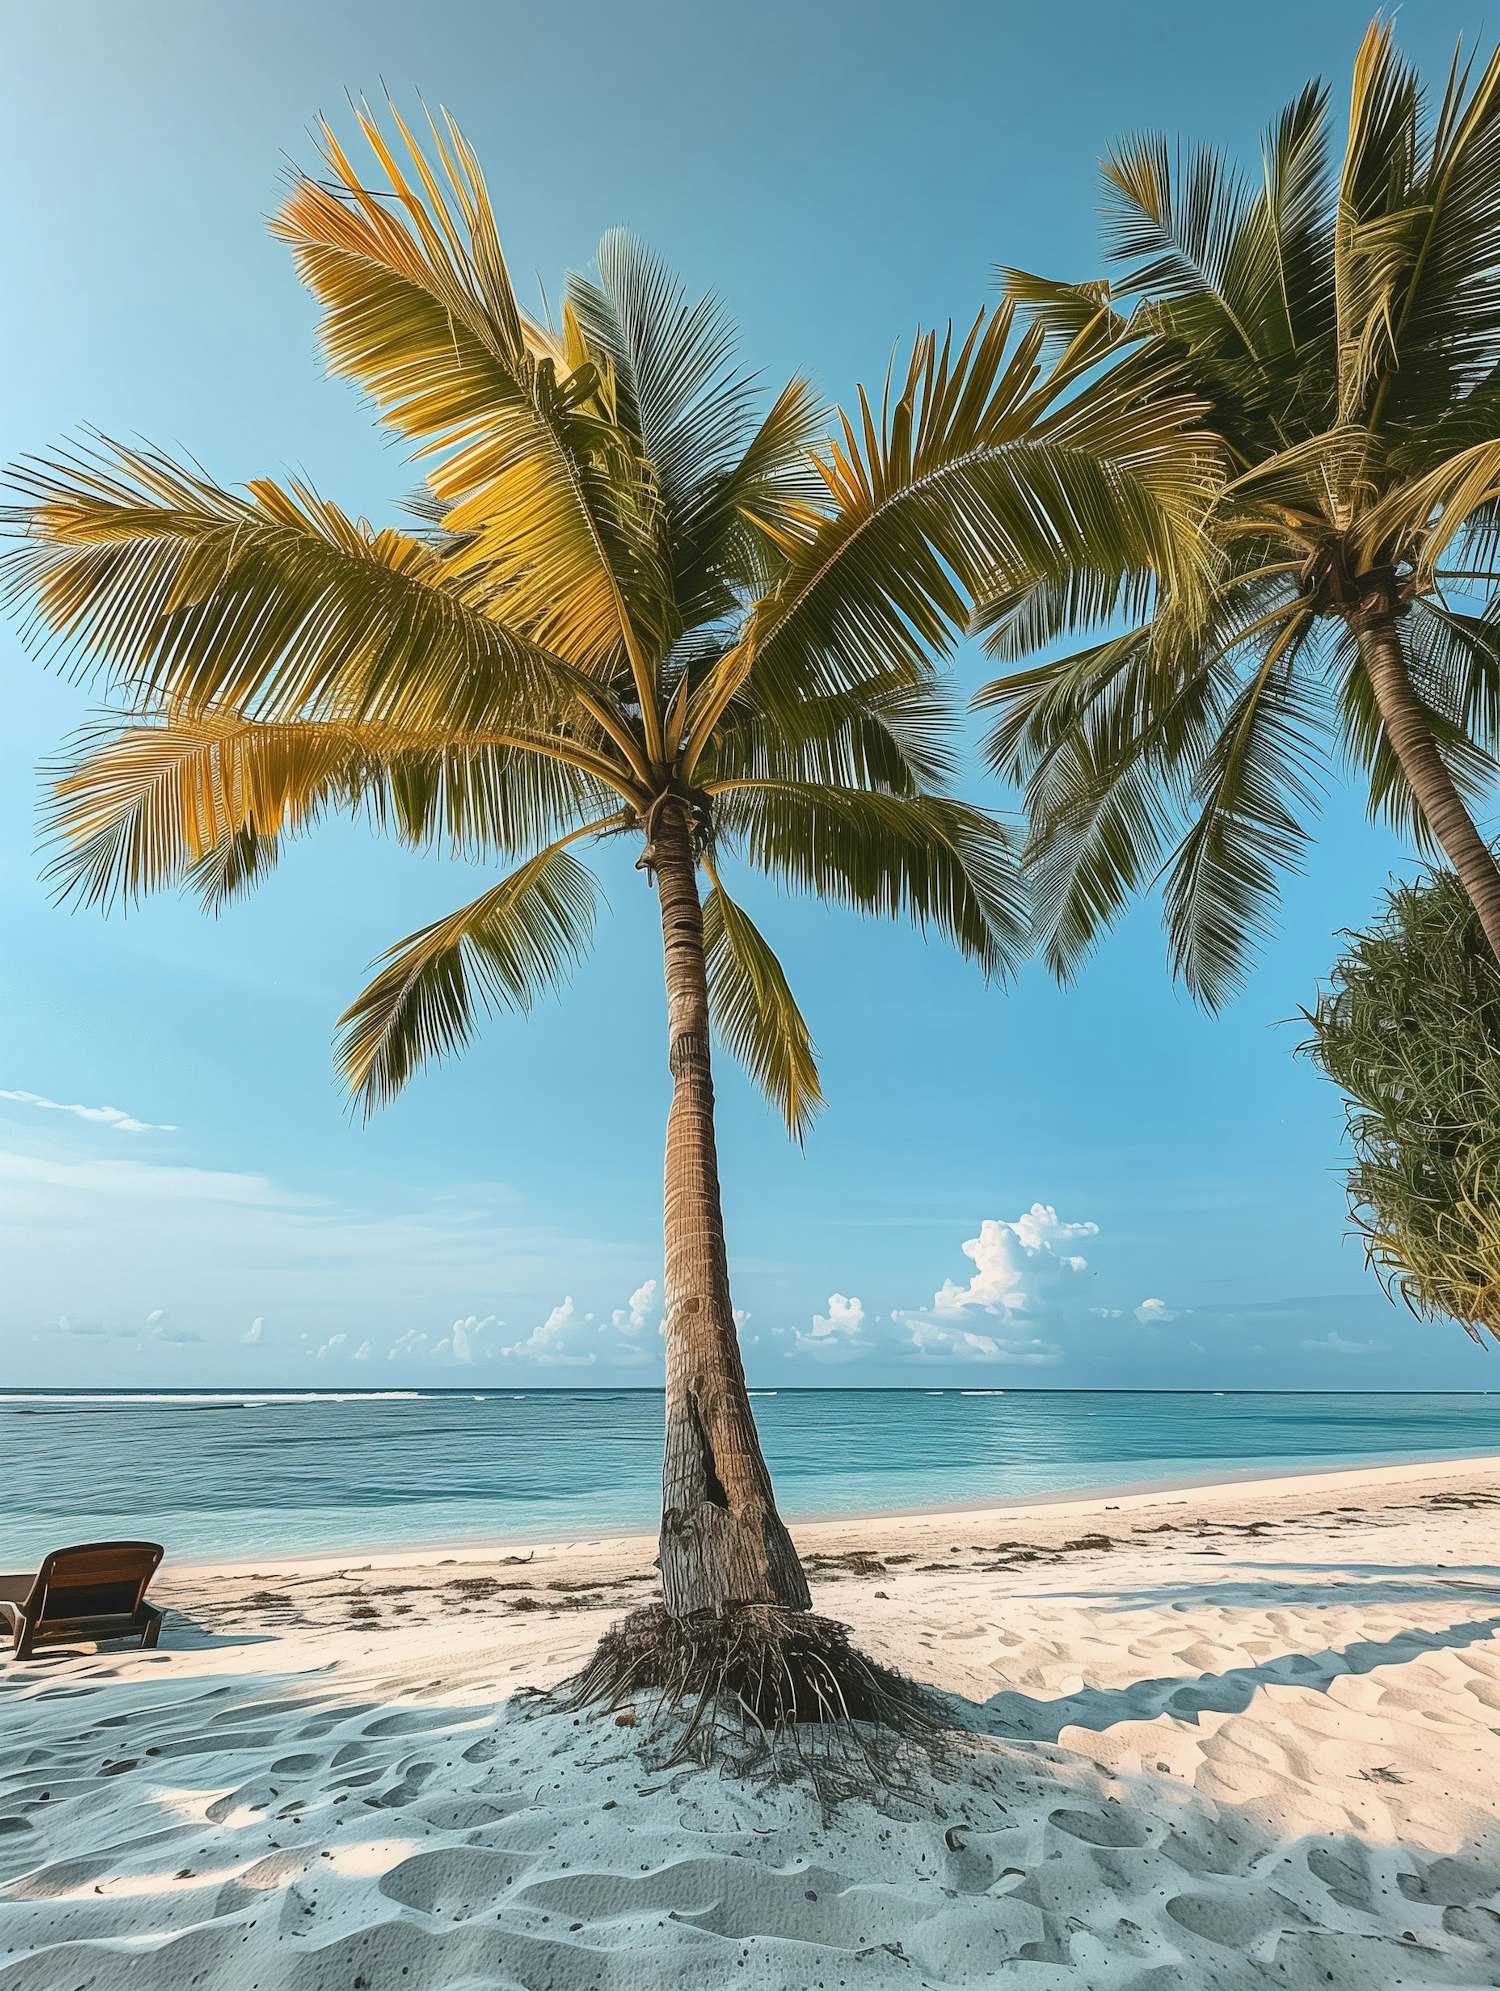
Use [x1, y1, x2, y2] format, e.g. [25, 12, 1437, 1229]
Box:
[705, 674, 961, 796]
[1408, 600, 1500, 757]
[336, 838, 603, 1113]
[667, 375, 829, 631]
[40, 710, 368, 909]
[702, 873, 822, 1139]
[183, 824, 282, 912]
[711, 779, 1024, 979]
[685, 306, 1212, 757]
[1380, 42, 1500, 427]
[1162, 634, 1330, 1004]
[983, 625, 1210, 983]
[566, 232, 754, 523]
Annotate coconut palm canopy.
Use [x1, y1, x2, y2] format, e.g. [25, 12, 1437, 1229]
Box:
[3, 105, 1205, 1624]
[983, 19, 1500, 1008]
[7, 108, 1204, 1124]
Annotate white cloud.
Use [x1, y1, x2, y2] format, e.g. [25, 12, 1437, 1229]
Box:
[242, 1317, 264, 1345]
[449, 1314, 505, 1364]
[892, 1204, 1095, 1361]
[0, 1088, 175, 1135]
[811, 1292, 865, 1340]
[316, 1333, 348, 1361]
[920, 1205, 1096, 1322]
[612, 1280, 658, 1334]
[352, 1340, 372, 1361]
[501, 1296, 596, 1366]
[903, 1318, 1063, 1365]
[1300, 1331, 1380, 1356]
[498, 1283, 672, 1369]
[787, 1292, 869, 1361]
[0, 1149, 283, 1208]
[1134, 1296, 1179, 1326]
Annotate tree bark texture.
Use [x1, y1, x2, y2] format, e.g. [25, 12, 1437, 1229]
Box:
[652, 799, 811, 1617]
[1355, 596, 1500, 963]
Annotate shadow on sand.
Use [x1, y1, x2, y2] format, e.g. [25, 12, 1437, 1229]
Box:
[0, 1576, 1496, 1988]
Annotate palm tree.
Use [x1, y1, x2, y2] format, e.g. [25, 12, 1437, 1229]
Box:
[983, 19, 1500, 1005]
[4, 108, 1202, 1643]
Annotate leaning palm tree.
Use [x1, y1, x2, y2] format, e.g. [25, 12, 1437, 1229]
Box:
[4, 108, 1202, 1715]
[984, 19, 1500, 1004]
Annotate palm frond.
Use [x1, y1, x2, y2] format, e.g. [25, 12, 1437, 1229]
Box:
[184, 824, 282, 912]
[40, 709, 366, 909]
[336, 839, 602, 1112]
[1162, 628, 1330, 1005]
[704, 673, 961, 795]
[702, 873, 822, 1139]
[981, 625, 1213, 982]
[41, 708, 614, 911]
[1103, 132, 1252, 308]
[1375, 38, 1500, 426]
[687, 307, 1211, 757]
[710, 779, 1024, 980]
[1334, 21, 1425, 422]
[669, 375, 829, 629]
[274, 106, 673, 690]
[567, 232, 754, 520]
[1, 441, 645, 786]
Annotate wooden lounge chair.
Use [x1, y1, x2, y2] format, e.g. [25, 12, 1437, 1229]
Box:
[0, 1542, 164, 1659]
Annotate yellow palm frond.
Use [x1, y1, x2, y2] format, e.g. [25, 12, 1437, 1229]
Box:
[2, 441, 652, 789]
[274, 105, 672, 716]
[43, 709, 619, 911]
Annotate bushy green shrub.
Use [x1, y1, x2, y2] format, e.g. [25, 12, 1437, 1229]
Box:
[1302, 869, 1500, 1344]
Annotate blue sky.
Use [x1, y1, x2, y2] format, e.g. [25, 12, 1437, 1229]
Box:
[3, 0, 1497, 1392]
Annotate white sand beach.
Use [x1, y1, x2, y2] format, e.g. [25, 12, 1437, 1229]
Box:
[2, 1453, 1499, 1988]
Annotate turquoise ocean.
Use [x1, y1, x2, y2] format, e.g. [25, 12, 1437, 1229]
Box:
[5, 1388, 1500, 1564]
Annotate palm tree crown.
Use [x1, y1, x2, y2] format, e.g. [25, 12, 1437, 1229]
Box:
[6, 106, 1202, 1118]
[985, 20, 1500, 1005]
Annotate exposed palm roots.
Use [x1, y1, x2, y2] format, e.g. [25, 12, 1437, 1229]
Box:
[548, 1603, 948, 1798]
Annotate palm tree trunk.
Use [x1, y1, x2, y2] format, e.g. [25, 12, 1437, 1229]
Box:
[651, 797, 811, 1618]
[1355, 597, 1500, 961]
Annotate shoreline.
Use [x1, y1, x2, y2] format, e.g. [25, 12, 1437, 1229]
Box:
[170, 1444, 1500, 1575]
